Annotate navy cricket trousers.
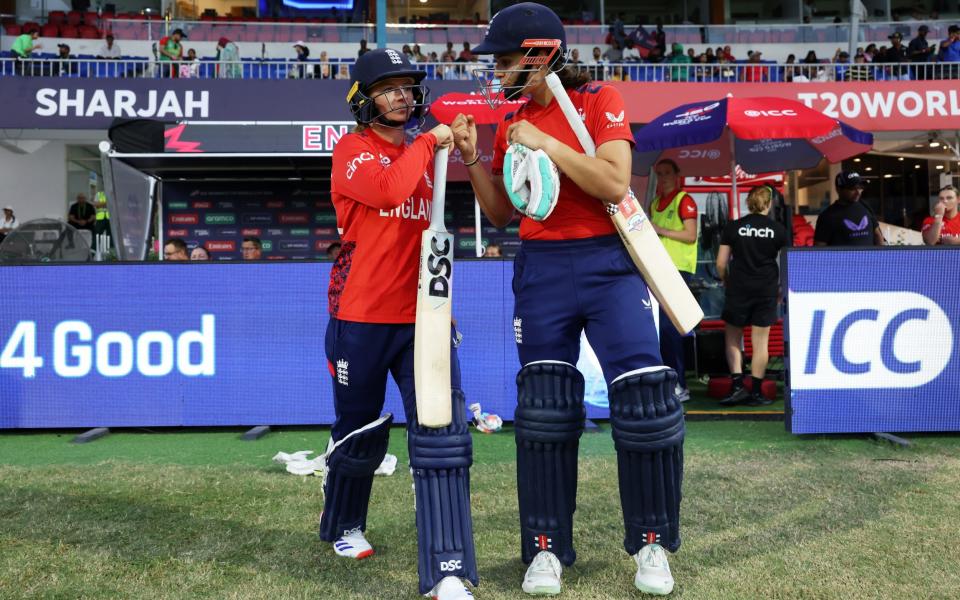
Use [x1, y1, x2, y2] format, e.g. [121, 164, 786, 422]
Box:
[324, 319, 461, 441]
[512, 234, 662, 382]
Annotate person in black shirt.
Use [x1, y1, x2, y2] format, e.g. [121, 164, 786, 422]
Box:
[68, 193, 96, 232]
[814, 171, 883, 246]
[716, 186, 787, 406]
[883, 32, 910, 79]
[908, 25, 936, 79]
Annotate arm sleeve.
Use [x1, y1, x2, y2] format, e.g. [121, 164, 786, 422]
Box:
[331, 132, 437, 210]
[920, 216, 934, 233]
[678, 195, 698, 220]
[587, 85, 636, 150]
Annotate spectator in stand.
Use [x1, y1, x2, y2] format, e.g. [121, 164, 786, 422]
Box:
[908, 25, 936, 79]
[654, 20, 667, 60]
[457, 42, 474, 62]
[802, 0, 816, 21]
[428, 51, 439, 62]
[0, 206, 19, 241]
[318, 50, 334, 79]
[716, 185, 787, 407]
[588, 46, 604, 80]
[158, 28, 186, 78]
[358, 39, 370, 58]
[402, 44, 415, 62]
[801, 49, 822, 79]
[939, 25, 960, 78]
[722, 45, 735, 61]
[864, 43, 879, 61]
[11, 29, 41, 76]
[190, 245, 211, 260]
[441, 42, 456, 63]
[741, 50, 768, 82]
[97, 34, 121, 60]
[242, 236, 263, 259]
[814, 171, 883, 246]
[413, 44, 428, 63]
[883, 32, 910, 79]
[291, 41, 311, 79]
[180, 48, 200, 78]
[667, 42, 692, 82]
[163, 238, 189, 261]
[53, 44, 73, 77]
[621, 43, 641, 62]
[846, 52, 874, 80]
[568, 48, 582, 65]
[704, 47, 716, 63]
[68, 193, 95, 233]
[610, 12, 627, 48]
[483, 242, 502, 258]
[602, 39, 623, 62]
[783, 53, 798, 82]
[921, 185, 960, 246]
[217, 37, 241, 79]
[610, 65, 630, 81]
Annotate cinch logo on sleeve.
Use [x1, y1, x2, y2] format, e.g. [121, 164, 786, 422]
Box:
[790, 292, 953, 390]
[345, 152, 375, 179]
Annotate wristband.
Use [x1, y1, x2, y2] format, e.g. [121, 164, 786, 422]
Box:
[463, 154, 481, 167]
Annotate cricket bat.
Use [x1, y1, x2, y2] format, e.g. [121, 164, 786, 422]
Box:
[543, 68, 704, 335]
[414, 147, 454, 428]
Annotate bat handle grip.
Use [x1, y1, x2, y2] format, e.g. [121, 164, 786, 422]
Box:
[545, 72, 597, 158]
[430, 147, 449, 231]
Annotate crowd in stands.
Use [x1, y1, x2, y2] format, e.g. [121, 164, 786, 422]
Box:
[5, 10, 960, 82]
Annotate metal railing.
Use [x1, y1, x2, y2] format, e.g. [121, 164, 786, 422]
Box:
[3, 58, 958, 82]
[5, 18, 949, 47]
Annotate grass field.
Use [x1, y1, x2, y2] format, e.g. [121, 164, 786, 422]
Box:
[2, 421, 960, 599]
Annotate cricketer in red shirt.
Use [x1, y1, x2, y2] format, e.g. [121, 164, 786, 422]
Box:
[328, 129, 439, 323]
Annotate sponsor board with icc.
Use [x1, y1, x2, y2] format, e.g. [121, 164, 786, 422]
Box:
[786, 248, 960, 434]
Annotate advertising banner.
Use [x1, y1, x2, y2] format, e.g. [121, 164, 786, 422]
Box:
[0, 261, 613, 429]
[786, 248, 960, 434]
[162, 181, 338, 259]
[5, 78, 960, 132]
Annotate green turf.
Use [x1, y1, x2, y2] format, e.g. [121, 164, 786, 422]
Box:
[2, 423, 959, 599]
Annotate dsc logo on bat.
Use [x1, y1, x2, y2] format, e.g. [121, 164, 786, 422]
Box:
[423, 235, 452, 301]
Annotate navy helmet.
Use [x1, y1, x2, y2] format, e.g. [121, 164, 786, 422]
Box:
[347, 48, 430, 129]
[472, 2, 566, 56]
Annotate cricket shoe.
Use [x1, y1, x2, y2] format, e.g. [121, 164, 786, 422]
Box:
[719, 386, 750, 407]
[428, 576, 473, 600]
[673, 385, 690, 403]
[633, 543, 674, 596]
[747, 393, 773, 407]
[522, 550, 562, 595]
[332, 527, 374, 560]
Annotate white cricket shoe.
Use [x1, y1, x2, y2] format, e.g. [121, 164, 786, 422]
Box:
[673, 385, 690, 403]
[522, 551, 562, 595]
[332, 527, 374, 560]
[634, 543, 674, 595]
[428, 576, 473, 600]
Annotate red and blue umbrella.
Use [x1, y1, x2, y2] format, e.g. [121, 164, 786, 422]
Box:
[633, 96, 873, 177]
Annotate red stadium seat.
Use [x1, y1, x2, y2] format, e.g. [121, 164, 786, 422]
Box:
[4, 23, 21, 36]
[60, 24, 79, 38]
[83, 12, 99, 26]
[22, 21, 40, 32]
[41, 23, 59, 38]
[48, 10, 66, 25]
[66, 11, 82, 26]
